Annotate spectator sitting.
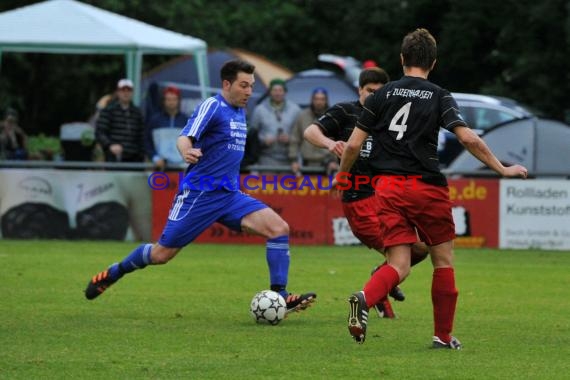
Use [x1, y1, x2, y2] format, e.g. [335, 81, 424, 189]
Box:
[251, 78, 301, 167]
[0, 109, 28, 160]
[95, 79, 145, 163]
[145, 85, 189, 170]
[289, 87, 337, 175]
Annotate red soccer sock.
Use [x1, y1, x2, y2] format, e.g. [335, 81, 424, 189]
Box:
[363, 264, 400, 308]
[371, 261, 387, 274]
[380, 298, 395, 318]
[432, 267, 458, 343]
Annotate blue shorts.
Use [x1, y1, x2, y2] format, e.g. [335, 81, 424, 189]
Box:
[158, 189, 267, 248]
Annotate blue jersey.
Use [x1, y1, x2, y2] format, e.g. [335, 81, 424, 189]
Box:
[179, 94, 247, 191]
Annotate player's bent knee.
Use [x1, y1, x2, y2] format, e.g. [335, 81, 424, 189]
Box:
[268, 219, 289, 238]
[150, 245, 179, 265]
[396, 266, 411, 281]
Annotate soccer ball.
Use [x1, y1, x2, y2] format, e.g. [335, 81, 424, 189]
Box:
[249, 290, 287, 325]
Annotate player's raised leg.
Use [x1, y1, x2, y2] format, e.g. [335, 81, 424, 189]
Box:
[348, 244, 410, 342]
[241, 207, 316, 313]
[85, 243, 181, 300]
[85, 187, 219, 300]
[370, 240, 429, 316]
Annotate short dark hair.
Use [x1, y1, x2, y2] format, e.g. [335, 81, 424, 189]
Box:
[401, 28, 437, 70]
[220, 59, 255, 84]
[359, 67, 390, 88]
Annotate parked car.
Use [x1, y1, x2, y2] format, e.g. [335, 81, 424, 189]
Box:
[439, 93, 536, 166]
[317, 53, 363, 88]
[448, 118, 570, 176]
[256, 68, 358, 109]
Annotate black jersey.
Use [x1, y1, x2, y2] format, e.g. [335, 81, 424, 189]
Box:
[357, 76, 465, 186]
[315, 100, 376, 202]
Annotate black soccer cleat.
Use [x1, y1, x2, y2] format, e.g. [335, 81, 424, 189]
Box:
[432, 336, 462, 350]
[347, 291, 369, 344]
[389, 286, 406, 302]
[284, 292, 317, 314]
[84, 268, 118, 300]
[373, 298, 396, 319]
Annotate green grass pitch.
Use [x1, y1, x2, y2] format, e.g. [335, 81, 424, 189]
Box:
[1, 240, 569, 379]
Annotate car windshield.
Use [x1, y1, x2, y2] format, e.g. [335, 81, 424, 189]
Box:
[458, 104, 525, 131]
[453, 93, 535, 132]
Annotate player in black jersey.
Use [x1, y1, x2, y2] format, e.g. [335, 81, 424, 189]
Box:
[337, 28, 528, 346]
[304, 67, 429, 318]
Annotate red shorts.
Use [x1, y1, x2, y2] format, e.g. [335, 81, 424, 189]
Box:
[374, 177, 455, 247]
[342, 195, 383, 251]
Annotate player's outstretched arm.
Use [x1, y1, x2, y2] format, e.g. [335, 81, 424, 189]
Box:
[304, 124, 345, 158]
[454, 126, 527, 178]
[501, 164, 528, 178]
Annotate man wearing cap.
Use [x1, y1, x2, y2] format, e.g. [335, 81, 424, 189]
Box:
[145, 85, 189, 170]
[288, 87, 337, 175]
[96, 79, 145, 163]
[250, 78, 301, 167]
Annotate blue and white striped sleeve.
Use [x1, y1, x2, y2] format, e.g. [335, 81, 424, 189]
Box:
[180, 96, 219, 141]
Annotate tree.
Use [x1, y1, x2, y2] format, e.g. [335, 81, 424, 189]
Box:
[1, 0, 568, 138]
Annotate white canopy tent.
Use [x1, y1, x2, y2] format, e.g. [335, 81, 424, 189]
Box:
[0, 0, 209, 104]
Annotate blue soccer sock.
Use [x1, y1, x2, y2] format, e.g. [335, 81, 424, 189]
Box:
[266, 235, 290, 298]
[108, 243, 153, 281]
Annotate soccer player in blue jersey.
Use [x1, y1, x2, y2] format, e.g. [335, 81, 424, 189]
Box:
[85, 59, 316, 314]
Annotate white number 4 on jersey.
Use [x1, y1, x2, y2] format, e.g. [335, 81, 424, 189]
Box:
[388, 102, 411, 140]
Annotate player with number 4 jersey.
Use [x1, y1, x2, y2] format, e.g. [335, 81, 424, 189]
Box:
[363, 77, 462, 186]
[304, 67, 429, 318]
[337, 28, 528, 346]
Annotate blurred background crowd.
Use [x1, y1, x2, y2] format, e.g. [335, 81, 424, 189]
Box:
[1, 0, 569, 175]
